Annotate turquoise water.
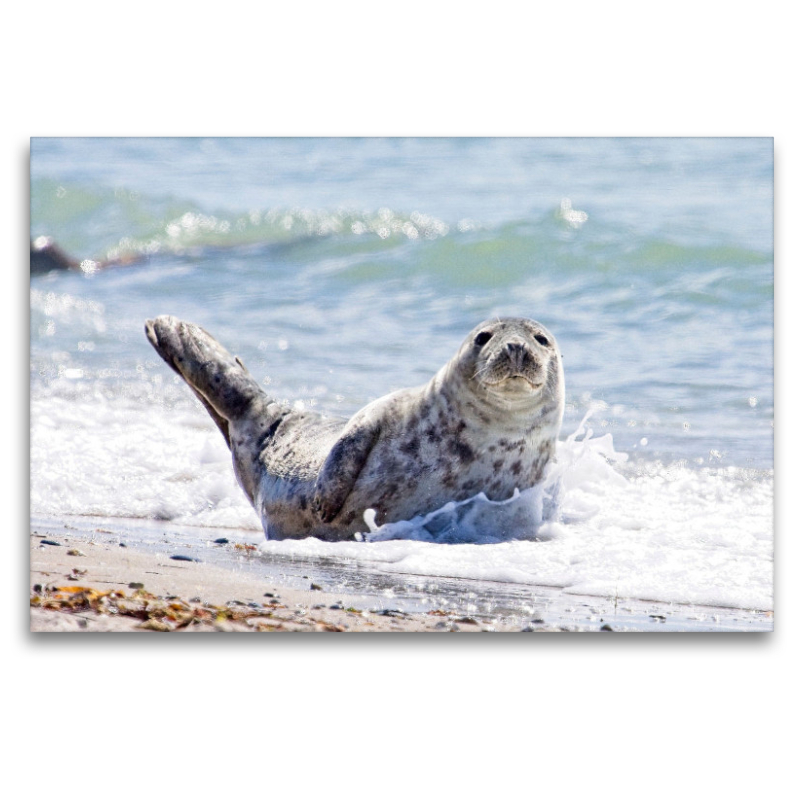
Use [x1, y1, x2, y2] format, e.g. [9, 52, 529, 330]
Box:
[29, 138, 774, 612]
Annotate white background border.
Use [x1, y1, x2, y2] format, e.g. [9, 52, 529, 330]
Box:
[7, 3, 795, 797]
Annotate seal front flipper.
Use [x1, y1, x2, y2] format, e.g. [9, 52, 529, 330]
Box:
[313, 416, 382, 523]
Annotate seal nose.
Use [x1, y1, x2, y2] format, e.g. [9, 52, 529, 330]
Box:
[505, 340, 530, 370]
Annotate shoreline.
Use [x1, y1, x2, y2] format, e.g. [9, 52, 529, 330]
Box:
[29, 520, 773, 633]
[29, 530, 555, 633]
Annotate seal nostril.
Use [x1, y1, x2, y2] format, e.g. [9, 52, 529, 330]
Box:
[506, 342, 525, 355]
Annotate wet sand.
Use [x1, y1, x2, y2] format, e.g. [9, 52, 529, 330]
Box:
[29, 521, 772, 633]
[30, 531, 555, 633]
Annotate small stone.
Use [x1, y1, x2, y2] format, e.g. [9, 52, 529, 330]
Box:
[40, 540, 61, 547]
[600, 624, 614, 632]
[128, 582, 144, 590]
[213, 537, 229, 544]
[138, 619, 172, 632]
[310, 583, 323, 591]
[170, 554, 198, 562]
[67, 548, 85, 557]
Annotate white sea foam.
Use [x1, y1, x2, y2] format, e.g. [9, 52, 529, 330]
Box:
[254, 412, 772, 611]
[30, 390, 260, 530]
[30, 393, 773, 611]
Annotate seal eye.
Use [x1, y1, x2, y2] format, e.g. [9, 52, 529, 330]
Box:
[474, 331, 493, 347]
[534, 334, 549, 347]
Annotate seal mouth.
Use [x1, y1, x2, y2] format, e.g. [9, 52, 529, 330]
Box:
[487, 375, 543, 391]
[509, 376, 543, 390]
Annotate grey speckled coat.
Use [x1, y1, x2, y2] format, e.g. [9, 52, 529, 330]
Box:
[145, 316, 564, 541]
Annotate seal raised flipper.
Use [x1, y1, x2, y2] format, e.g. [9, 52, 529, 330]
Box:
[145, 316, 261, 443]
[145, 315, 283, 502]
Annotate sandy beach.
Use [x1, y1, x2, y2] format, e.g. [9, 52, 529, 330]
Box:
[30, 529, 564, 633]
[30, 523, 773, 633]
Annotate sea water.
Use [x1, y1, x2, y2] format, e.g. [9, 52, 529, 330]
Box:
[29, 137, 773, 614]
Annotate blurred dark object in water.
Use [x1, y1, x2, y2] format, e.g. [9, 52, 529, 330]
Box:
[30, 237, 78, 274]
[30, 236, 145, 275]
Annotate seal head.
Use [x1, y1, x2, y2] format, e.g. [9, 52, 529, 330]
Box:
[451, 317, 563, 410]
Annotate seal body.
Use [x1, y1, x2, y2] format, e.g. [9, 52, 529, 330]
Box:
[145, 316, 564, 541]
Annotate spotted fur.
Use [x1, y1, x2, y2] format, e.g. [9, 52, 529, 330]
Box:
[145, 316, 565, 541]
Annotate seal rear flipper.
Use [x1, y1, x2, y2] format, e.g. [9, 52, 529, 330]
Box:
[145, 316, 266, 448]
[312, 418, 381, 523]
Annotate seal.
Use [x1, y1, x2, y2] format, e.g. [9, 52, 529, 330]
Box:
[30, 237, 147, 276]
[145, 316, 564, 541]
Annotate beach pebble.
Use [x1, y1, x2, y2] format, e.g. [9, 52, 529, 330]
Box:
[40, 540, 61, 547]
[67, 548, 85, 556]
[138, 619, 172, 632]
[170, 554, 198, 562]
[213, 537, 229, 544]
